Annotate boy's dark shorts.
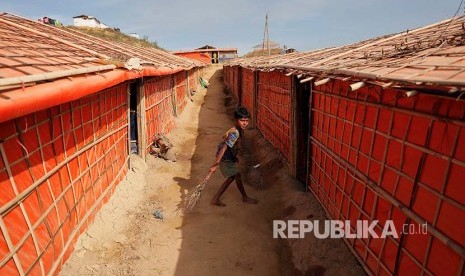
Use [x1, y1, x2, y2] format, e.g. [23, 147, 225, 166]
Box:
[219, 160, 238, 178]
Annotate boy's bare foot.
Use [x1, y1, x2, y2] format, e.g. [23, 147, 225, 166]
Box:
[211, 200, 226, 207]
[242, 197, 258, 204]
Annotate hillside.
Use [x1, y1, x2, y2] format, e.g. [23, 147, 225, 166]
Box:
[67, 26, 164, 50]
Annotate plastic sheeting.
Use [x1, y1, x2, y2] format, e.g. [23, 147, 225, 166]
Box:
[174, 71, 188, 115]
[223, 66, 465, 275]
[0, 83, 129, 275]
[240, 68, 255, 125]
[256, 71, 292, 161]
[309, 79, 465, 275]
[0, 67, 186, 125]
[144, 76, 176, 155]
[173, 52, 211, 64]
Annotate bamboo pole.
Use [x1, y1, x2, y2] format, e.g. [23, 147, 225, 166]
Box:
[311, 136, 465, 258]
[313, 89, 465, 128]
[0, 65, 116, 87]
[0, 124, 127, 216]
[0, 17, 110, 60]
[290, 75, 297, 177]
[266, 65, 465, 88]
[171, 75, 178, 117]
[300, 76, 314, 83]
[138, 80, 147, 161]
[314, 78, 331, 87]
[13, 120, 47, 275]
[126, 83, 132, 169]
[349, 81, 366, 91]
[308, 176, 369, 261]
[48, 155, 129, 276]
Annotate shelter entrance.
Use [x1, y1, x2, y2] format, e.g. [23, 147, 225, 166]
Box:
[129, 81, 141, 155]
[295, 81, 311, 184]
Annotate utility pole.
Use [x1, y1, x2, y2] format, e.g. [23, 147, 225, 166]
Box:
[262, 12, 270, 56]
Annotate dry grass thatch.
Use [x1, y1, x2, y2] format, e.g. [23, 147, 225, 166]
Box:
[242, 48, 282, 58]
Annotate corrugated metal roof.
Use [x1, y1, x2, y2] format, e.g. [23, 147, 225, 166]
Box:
[228, 16, 465, 92]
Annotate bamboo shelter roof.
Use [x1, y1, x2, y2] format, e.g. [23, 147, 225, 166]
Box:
[228, 16, 465, 93]
[0, 12, 204, 86]
[0, 13, 108, 83]
[0, 12, 206, 124]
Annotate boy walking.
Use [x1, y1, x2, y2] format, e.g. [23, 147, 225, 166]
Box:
[209, 107, 258, 206]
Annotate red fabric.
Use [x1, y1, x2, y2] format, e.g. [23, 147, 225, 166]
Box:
[0, 67, 186, 124]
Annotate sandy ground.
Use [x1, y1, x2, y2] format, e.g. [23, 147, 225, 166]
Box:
[60, 65, 365, 276]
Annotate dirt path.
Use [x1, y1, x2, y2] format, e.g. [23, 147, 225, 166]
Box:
[61, 66, 364, 276]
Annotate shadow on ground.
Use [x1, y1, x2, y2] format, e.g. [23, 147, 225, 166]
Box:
[172, 68, 365, 276]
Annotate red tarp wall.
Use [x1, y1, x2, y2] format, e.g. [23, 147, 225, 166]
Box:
[144, 76, 176, 155]
[309, 79, 465, 275]
[174, 72, 188, 115]
[0, 83, 129, 275]
[174, 52, 211, 64]
[240, 68, 255, 121]
[188, 69, 196, 96]
[223, 66, 230, 90]
[256, 71, 292, 161]
[231, 66, 240, 100]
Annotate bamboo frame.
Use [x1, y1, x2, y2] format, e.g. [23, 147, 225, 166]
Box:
[13, 118, 47, 275]
[0, 17, 110, 60]
[238, 67, 243, 104]
[127, 84, 132, 169]
[305, 82, 314, 192]
[308, 84, 465, 274]
[0, 117, 128, 217]
[310, 114, 465, 256]
[171, 75, 178, 117]
[290, 75, 297, 177]
[137, 80, 147, 161]
[253, 70, 259, 129]
[0, 65, 116, 87]
[143, 76, 175, 153]
[2, 13, 198, 69]
[310, 105, 465, 212]
[256, 73, 293, 161]
[48, 155, 129, 275]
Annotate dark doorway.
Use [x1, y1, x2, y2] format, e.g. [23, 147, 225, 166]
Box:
[295, 81, 311, 184]
[129, 82, 139, 154]
[212, 52, 218, 64]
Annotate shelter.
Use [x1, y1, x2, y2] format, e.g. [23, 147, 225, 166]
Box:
[73, 15, 108, 29]
[224, 16, 465, 275]
[172, 45, 238, 64]
[251, 40, 281, 50]
[0, 12, 206, 275]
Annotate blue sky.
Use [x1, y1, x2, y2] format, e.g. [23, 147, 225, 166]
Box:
[2, 0, 463, 55]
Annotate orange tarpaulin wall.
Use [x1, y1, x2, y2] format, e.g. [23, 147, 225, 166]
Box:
[231, 66, 240, 100]
[174, 72, 188, 115]
[174, 52, 211, 64]
[0, 83, 129, 275]
[223, 66, 465, 275]
[309, 79, 465, 275]
[144, 76, 176, 155]
[188, 69, 197, 96]
[240, 68, 255, 126]
[223, 66, 230, 91]
[256, 71, 292, 162]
